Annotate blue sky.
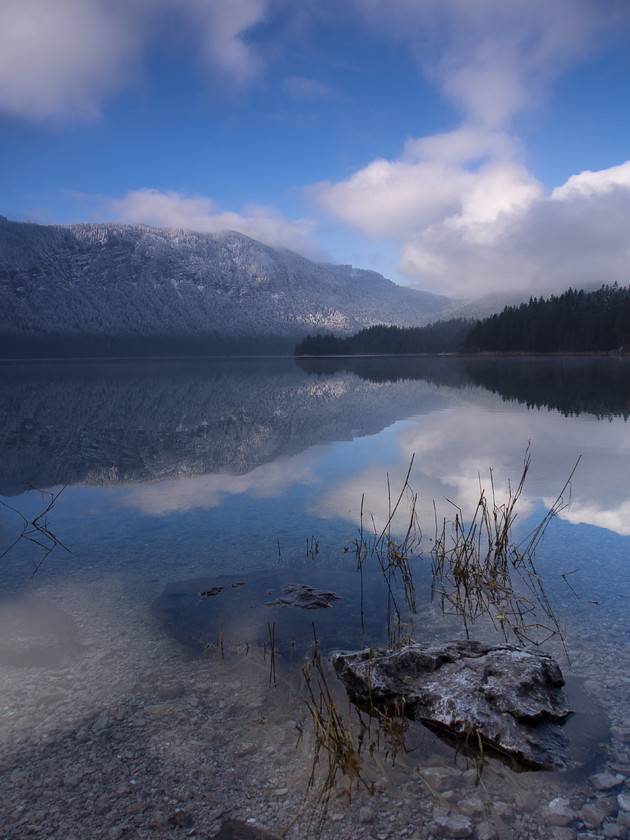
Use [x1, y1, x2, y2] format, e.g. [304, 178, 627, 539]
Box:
[2, 0, 630, 300]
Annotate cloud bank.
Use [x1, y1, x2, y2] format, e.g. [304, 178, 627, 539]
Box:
[311, 126, 630, 298]
[309, 0, 630, 297]
[108, 188, 322, 258]
[398, 157, 630, 298]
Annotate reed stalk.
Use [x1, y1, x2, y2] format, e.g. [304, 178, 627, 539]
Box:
[0, 484, 69, 574]
[430, 447, 580, 650]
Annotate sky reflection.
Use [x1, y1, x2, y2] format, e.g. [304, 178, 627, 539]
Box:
[116, 448, 324, 516]
[311, 399, 629, 539]
[82, 383, 630, 543]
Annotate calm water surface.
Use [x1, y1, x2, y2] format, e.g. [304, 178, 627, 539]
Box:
[1, 355, 629, 836]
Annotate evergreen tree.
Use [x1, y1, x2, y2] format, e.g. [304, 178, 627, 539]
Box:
[463, 284, 630, 353]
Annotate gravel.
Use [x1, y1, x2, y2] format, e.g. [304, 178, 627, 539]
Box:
[2, 578, 630, 839]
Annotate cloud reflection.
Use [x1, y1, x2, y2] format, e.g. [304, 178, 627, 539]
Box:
[117, 448, 323, 515]
[313, 400, 630, 539]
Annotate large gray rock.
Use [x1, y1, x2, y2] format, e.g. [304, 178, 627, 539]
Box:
[331, 640, 573, 770]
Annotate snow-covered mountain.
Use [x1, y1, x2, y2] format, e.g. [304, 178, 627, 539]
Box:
[0, 217, 451, 356]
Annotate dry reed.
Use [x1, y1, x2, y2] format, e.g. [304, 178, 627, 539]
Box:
[430, 446, 580, 650]
[0, 484, 69, 574]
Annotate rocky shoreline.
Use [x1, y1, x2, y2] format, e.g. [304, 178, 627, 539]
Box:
[2, 579, 630, 839]
[2, 655, 630, 840]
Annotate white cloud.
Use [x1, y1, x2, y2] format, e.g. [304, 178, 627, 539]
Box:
[310, 156, 470, 239]
[311, 127, 630, 298]
[0, 0, 140, 121]
[350, 0, 614, 127]
[174, 0, 269, 84]
[552, 161, 630, 200]
[308, 0, 630, 297]
[399, 160, 630, 297]
[310, 126, 539, 239]
[0, 0, 270, 122]
[108, 188, 323, 258]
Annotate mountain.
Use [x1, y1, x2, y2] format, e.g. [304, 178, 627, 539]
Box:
[0, 217, 451, 357]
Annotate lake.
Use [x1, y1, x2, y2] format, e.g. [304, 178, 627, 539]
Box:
[1, 355, 630, 839]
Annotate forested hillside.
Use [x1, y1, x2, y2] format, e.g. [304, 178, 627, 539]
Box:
[295, 285, 630, 356]
[294, 319, 471, 355]
[464, 285, 630, 353]
[0, 217, 449, 358]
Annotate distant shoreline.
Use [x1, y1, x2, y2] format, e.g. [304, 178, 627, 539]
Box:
[1, 349, 628, 364]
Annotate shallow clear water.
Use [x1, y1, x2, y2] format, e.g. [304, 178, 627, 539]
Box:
[1, 356, 630, 837]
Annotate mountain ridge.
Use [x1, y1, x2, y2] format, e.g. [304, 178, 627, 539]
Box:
[0, 217, 451, 357]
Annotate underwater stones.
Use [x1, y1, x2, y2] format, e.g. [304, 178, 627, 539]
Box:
[591, 771, 626, 791]
[199, 586, 225, 598]
[546, 797, 577, 826]
[211, 819, 281, 839]
[265, 583, 342, 610]
[331, 640, 573, 770]
[154, 569, 362, 654]
[433, 813, 473, 838]
[168, 808, 193, 828]
[0, 595, 82, 667]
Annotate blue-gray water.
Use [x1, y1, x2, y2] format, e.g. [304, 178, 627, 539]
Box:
[2, 357, 628, 605]
[1, 356, 629, 835]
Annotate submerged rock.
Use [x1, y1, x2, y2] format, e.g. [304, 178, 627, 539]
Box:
[199, 586, 225, 598]
[211, 820, 281, 839]
[266, 583, 342, 610]
[153, 569, 366, 655]
[331, 640, 573, 770]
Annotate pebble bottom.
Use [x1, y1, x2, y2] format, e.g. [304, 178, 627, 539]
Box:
[1, 580, 629, 839]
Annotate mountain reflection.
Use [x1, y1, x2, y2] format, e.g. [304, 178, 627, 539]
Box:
[2, 357, 629, 540]
[297, 355, 630, 420]
[2, 355, 628, 501]
[0, 358, 448, 494]
[296, 355, 473, 388]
